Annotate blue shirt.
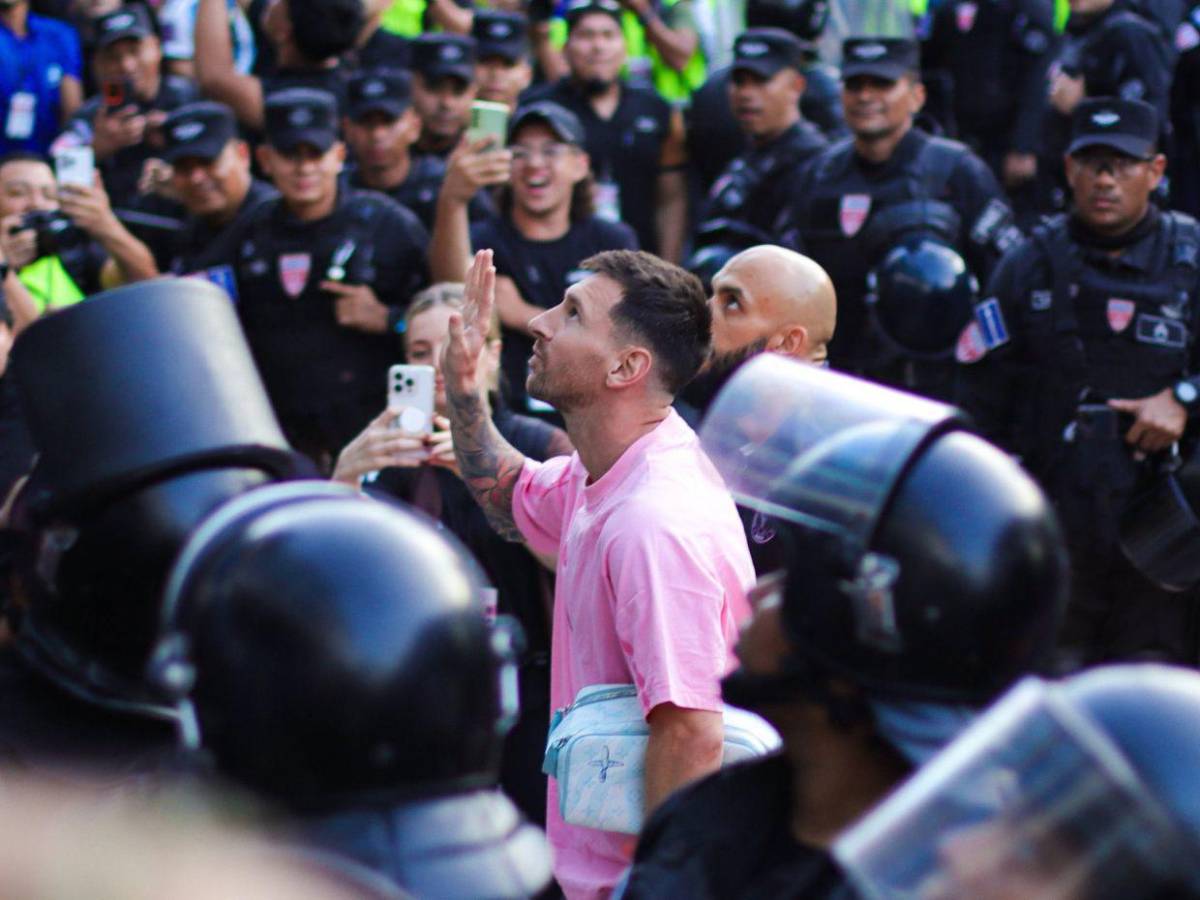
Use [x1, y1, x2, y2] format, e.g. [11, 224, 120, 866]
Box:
[0, 13, 81, 155]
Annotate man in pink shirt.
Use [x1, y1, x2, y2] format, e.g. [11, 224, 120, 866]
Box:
[441, 247, 754, 898]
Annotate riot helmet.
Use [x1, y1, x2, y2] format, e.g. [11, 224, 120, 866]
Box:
[746, 0, 829, 41]
[686, 218, 771, 293]
[865, 235, 979, 360]
[835, 664, 1200, 899]
[157, 481, 521, 809]
[701, 356, 1068, 706]
[3, 278, 306, 719]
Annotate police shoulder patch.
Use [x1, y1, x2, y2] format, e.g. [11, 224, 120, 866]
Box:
[974, 297, 1010, 350]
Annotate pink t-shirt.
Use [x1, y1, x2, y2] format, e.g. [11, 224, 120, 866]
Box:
[513, 409, 754, 900]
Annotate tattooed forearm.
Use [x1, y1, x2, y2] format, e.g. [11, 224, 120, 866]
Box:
[447, 387, 527, 541]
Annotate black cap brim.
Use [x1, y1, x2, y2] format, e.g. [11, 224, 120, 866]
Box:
[478, 45, 524, 63]
[732, 59, 786, 79]
[268, 130, 338, 154]
[508, 112, 579, 145]
[841, 61, 907, 81]
[348, 99, 409, 121]
[1067, 133, 1156, 159]
[163, 135, 229, 164]
[417, 65, 475, 85]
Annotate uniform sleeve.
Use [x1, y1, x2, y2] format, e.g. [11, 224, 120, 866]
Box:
[607, 509, 731, 717]
[955, 243, 1035, 451]
[951, 152, 1022, 284]
[1108, 20, 1173, 121]
[377, 203, 430, 306]
[775, 162, 817, 252]
[511, 454, 576, 556]
[1010, 0, 1057, 154]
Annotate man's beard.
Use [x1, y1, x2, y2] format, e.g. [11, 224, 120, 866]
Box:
[680, 337, 769, 415]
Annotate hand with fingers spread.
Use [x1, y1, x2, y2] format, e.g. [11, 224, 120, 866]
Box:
[323, 280, 390, 334]
[442, 136, 512, 205]
[1109, 388, 1188, 455]
[442, 248, 497, 398]
[332, 407, 432, 485]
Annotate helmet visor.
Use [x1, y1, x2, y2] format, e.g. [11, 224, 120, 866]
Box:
[699, 356, 963, 554]
[833, 677, 1196, 900]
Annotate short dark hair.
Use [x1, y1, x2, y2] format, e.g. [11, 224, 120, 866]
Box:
[581, 250, 711, 395]
[286, 0, 365, 62]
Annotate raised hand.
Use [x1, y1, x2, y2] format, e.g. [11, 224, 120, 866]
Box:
[442, 248, 496, 397]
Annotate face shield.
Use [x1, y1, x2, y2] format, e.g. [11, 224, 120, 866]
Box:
[698, 354, 964, 559]
[833, 677, 1199, 900]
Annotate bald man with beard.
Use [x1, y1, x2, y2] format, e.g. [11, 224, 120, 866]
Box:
[679, 245, 837, 418]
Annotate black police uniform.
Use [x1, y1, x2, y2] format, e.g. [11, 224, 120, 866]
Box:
[263, 66, 355, 119]
[1170, 3, 1200, 217]
[522, 77, 673, 256]
[227, 188, 429, 466]
[687, 63, 845, 197]
[622, 755, 856, 900]
[167, 179, 278, 276]
[919, 0, 1057, 178]
[471, 213, 636, 418]
[0, 373, 34, 499]
[957, 205, 1200, 665]
[1035, 2, 1172, 213]
[57, 74, 199, 210]
[700, 123, 827, 240]
[346, 157, 496, 233]
[779, 126, 1019, 400]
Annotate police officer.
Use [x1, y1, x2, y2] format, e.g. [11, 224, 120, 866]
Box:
[686, 0, 844, 195]
[958, 98, 1200, 668]
[411, 33, 478, 161]
[1038, 0, 1172, 214]
[620, 357, 1068, 898]
[157, 482, 554, 899]
[473, 9, 534, 111]
[695, 29, 827, 246]
[524, 0, 688, 262]
[919, 0, 1057, 200]
[778, 37, 1020, 402]
[158, 101, 277, 279]
[0, 278, 301, 779]
[53, 5, 199, 210]
[226, 88, 430, 470]
[837, 664, 1200, 899]
[342, 69, 494, 234]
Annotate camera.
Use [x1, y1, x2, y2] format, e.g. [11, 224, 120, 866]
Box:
[10, 209, 86, 259]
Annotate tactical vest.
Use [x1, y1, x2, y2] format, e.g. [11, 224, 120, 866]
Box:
[1025, 212, 1200, 403]
[549, 2, 707, 103]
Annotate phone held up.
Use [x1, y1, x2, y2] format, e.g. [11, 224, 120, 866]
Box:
[388, 365, 436, 436]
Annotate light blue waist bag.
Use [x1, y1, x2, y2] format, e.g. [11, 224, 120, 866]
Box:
[542, 683, 782, 835]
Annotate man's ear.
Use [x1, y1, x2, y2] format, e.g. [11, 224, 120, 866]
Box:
[769, 324, 811, 360]
[607, 346, 654, 391]
[569, 149, 591, 185]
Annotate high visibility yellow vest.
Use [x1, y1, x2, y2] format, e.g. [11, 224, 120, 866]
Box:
[19, 255, 85, 313]
[910, 0, 1068, 31]
[381, 0, 428, 37]
[550, 2, 707, 103]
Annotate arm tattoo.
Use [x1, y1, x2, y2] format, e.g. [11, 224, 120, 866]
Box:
[448, 388, 527, 541]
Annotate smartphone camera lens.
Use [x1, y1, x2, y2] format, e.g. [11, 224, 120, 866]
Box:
[406, 379, 414, 387]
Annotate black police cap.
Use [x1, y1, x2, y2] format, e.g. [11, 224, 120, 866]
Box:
[473, 9, 530, 62]
[93, 5, 154, 49]
[841, 37, 920, 81]
[162, 102, 238, 163]
[264, 88, 339, 154]
[509, 100, 586, 146]
[411, 33, 476, 84]
[347, 69, 412, 121]
[732, 28, 808, 79]
[1068, 98, 1159, 159]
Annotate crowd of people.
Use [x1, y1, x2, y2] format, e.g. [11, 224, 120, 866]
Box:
[3, 0, 1200, 897]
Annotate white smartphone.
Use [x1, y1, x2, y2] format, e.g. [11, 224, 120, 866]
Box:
[467, 99, 510, 149]
[388, 364, 436, 435]
[54, 146, 94, 188]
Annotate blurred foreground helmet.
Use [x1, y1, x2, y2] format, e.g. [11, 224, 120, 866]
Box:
[157, 482, 552, 898]
[866, 236, 979, 360]
[3, 279, 305, 719]
[746, 0, 829, 41]
[835, 664, 1200, 900]
[701, 356, 1068, 705]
